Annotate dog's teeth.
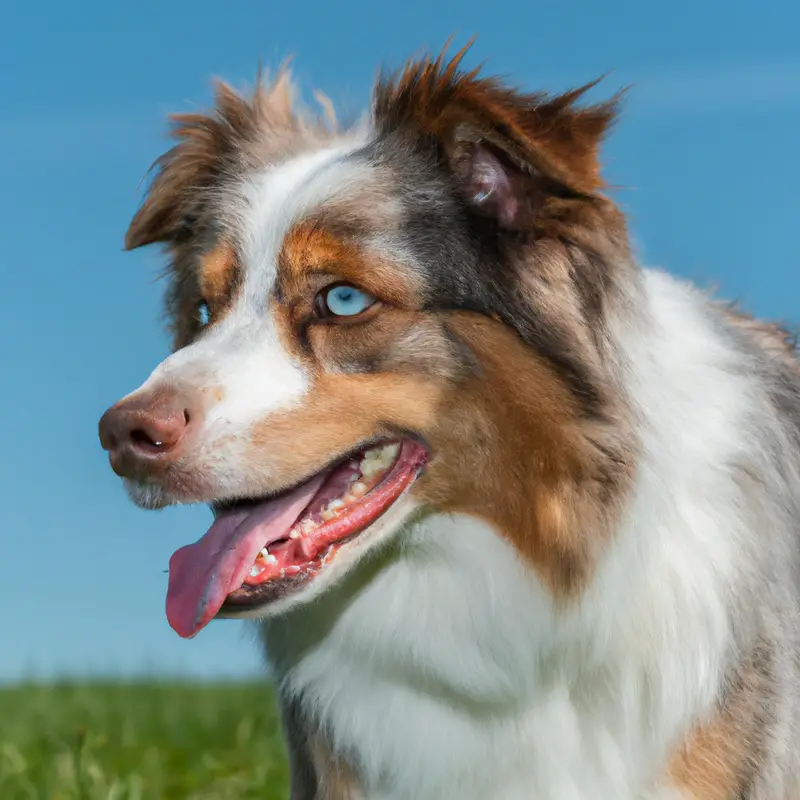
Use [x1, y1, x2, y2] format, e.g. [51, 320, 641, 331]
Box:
[383, 443, 400, 459]
[255, 547, 278, 566]
[359, 443, 399, 477]
[350, 481, 368, 498]
[321, 498, 344, 520]
[289, 529, 300, 539]
[250, 565, 264, 577]
[360, 460, 381, 478]
[300, 518, 317, 534]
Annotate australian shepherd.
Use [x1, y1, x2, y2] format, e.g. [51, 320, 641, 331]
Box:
[99, 46, 800, 798]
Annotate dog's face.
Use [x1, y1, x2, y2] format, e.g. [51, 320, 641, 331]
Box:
[99, 49, 634, 637]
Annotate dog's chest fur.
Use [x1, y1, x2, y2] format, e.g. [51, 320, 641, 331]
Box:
[263, 514, 694, 799]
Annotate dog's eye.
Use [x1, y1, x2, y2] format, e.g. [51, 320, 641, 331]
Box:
[317, 284, 376, 318]
[198, 300, 210, 326]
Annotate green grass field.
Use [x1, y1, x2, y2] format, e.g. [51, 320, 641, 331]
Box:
[0, 681, 289, 799]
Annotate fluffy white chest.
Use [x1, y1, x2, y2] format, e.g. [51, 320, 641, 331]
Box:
[262, 514, 688, 800]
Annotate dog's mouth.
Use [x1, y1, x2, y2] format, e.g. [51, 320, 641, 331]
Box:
[165, 438, 428, 638]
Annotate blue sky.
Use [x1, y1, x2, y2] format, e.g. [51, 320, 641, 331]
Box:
[3, 0, 799, 681]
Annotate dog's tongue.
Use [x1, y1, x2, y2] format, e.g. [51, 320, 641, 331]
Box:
[165, 471, 329, 638]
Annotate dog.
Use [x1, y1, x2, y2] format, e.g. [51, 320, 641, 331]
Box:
[99, 45, 800, 798]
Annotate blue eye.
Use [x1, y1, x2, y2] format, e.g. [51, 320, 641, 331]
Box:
[198, 301, 210, 326]
[322, 284, 375, 317]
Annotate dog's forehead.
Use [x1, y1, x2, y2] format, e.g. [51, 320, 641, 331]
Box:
[229, 138, 381, 298]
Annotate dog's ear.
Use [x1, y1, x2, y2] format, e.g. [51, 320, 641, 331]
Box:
[372, 44, 622, 231]
[124, 82, 248, 250]
[125, 69, 326, 250]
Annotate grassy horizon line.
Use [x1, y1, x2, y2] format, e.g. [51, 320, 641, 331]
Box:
[0, 680, 289, 799]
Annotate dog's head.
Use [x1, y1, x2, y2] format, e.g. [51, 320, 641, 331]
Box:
[99, 46, 634, 637]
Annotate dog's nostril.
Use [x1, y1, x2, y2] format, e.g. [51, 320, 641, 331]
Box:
[183, 409, 191, 426]
[130, 427, 165, 450]
[127, 409, 189, 453]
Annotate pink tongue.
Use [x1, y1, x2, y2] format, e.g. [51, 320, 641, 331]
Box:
[165, 471, 329, 638]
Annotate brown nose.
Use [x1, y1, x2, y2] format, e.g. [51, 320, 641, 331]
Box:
[99, 389, 195, 479]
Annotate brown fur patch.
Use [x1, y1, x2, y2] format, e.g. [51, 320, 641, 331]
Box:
[278, 221, 421, 308]
[309, 734, 364, 800]
[248, 371, 442, 484]
[198, 242, 239, 321]
[374, 43, 623, 198]
[668, 642, 772, 798]
[418, 313, 629, 595]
